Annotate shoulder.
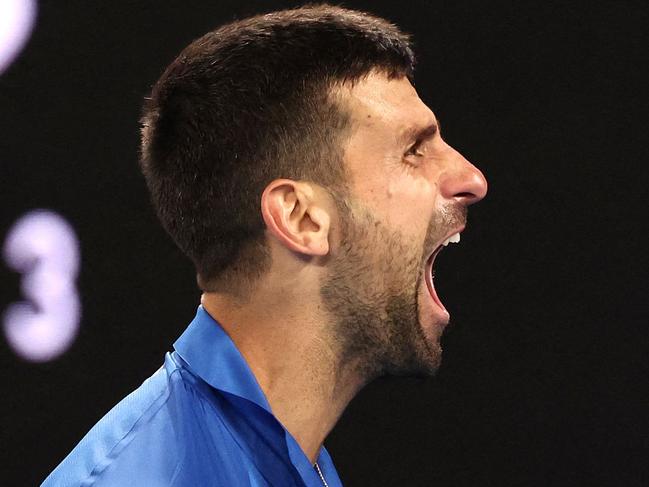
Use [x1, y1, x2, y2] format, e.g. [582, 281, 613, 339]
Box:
[41, 353, 206, 486]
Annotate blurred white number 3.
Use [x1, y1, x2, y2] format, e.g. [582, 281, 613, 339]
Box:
[3, 210, 81, 362]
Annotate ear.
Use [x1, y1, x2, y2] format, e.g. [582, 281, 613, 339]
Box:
[261, 179, 330, 257]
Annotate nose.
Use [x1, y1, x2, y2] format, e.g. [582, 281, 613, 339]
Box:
[438, 148, 488, 206]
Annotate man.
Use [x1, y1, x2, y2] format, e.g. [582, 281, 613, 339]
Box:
[43, 4, 487, 486]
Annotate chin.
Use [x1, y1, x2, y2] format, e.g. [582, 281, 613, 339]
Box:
[389, 345, 442, 378]
[422, 336, 443, 374]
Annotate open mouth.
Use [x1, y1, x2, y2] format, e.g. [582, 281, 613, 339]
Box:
[424, 231, 462, 314]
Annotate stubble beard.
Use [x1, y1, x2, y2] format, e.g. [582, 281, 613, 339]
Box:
[320, 197, 442, 386]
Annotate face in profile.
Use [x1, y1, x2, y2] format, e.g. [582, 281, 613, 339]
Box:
[320, 71, 487, 380]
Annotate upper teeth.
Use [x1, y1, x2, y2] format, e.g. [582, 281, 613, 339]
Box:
[441, 232, 461, 246]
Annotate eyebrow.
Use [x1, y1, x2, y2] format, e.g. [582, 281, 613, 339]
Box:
[399, 120, 441, 146]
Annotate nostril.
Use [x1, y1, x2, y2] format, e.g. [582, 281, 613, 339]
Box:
[452, 191, 483, 206]
[456, 167, 488, 204]
[439, 154, 488, 204]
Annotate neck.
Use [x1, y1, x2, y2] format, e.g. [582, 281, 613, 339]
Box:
[201, 291, 365, 464]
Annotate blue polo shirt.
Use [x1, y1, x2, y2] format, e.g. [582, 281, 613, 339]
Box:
[42, 306, 343, 486]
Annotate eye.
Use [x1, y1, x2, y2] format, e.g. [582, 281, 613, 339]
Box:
[405, 140, 425, 158]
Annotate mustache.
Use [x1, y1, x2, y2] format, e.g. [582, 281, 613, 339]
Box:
[422, 205, 468, 259]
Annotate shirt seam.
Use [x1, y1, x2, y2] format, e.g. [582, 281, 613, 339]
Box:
[80, 368, 178, 486]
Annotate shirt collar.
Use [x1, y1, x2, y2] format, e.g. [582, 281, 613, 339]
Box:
[173, 305, 343, 487]
[173, 305, 272, 413]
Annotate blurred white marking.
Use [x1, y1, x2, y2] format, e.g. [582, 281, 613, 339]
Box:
[0, 0, 37, 74]
[3, 210, 81, 362]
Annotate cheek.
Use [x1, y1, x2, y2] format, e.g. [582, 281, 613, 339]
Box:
[385, 176, 438, 228]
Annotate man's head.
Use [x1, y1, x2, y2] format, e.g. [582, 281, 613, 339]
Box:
[139, 4, 414, 296]
[140, 4, 487, 379]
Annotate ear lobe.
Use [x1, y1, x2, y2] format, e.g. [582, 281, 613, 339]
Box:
[261, 179, 330, 257]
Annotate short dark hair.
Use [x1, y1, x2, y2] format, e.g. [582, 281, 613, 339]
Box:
[139, 3, 415, 297]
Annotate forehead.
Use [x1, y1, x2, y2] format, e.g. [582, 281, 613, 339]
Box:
[340, 71, 437, 138]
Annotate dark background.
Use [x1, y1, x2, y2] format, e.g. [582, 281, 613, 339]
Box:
[1, 1, 648, 486]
